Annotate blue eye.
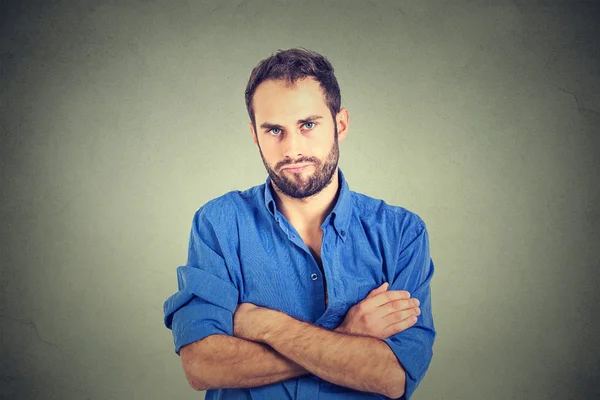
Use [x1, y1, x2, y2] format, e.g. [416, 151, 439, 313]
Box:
[303, 122, 315, 129]
[269, 128, 282, 135]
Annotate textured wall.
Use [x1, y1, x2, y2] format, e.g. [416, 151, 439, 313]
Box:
[1, 1, 599, 399]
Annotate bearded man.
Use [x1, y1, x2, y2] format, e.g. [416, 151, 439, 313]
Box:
[163, 48, 436, 400]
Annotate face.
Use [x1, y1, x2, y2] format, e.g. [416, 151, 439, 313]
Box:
[250, 77, 348, 199]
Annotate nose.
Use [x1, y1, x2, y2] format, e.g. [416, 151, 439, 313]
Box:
[282, 130, 305, 160]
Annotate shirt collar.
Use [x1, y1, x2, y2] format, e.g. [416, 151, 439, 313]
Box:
[263, 168, 352, 241]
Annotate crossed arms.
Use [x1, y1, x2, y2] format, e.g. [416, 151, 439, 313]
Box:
[165, 209, 436, 399]
[179, 284, 422, 399]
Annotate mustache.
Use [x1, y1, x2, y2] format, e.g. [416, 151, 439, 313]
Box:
[275, 157, 318, 171]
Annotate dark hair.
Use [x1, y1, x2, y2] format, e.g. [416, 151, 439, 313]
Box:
[244, 47, 341, 127]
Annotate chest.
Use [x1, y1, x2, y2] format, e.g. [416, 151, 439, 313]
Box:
[234, 222, 393, 327]
[298, 229, 323, 265]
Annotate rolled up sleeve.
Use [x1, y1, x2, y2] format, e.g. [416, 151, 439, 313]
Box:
[383, 219, 436, 399]
[163, 208, 240, 355]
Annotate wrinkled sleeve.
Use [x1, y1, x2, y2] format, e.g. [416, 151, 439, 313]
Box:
[383, 219, 436, 400]
[163, 208, 240, 355]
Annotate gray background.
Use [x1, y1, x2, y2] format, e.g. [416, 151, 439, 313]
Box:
[1, 0, 599, 399]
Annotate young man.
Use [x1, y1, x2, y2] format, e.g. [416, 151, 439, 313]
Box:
[163, 48, 436, 399]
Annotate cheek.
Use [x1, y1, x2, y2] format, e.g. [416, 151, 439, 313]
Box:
[315, 136, 335, 157]
[260, 140, 278, 155]
[258, 141, 280, 162]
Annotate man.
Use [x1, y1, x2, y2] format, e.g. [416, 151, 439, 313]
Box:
[163, 48, 436, 399]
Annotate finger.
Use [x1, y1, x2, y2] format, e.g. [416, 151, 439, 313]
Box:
[368, 290, 412, 307]
[367, 298, 417, 321]
[381, 297, 420, 315]
[381, 313, 419, 338]
[381, 306, 421, 327]
[366, 299, 418, 323]
[366, 282, 389, 298]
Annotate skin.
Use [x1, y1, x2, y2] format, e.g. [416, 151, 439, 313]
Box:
[180, 77, 421, 397]
[181, 283, 420, 395]
[232, 283, 421, 398]
[337, 282, 421, 339]
[249, 77, 348, 236]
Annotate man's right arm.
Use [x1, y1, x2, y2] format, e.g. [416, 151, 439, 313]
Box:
[180, 334, 309, 391]
[178, 283, 419, 392]
[165, 206, 309, 391]
[165, 205, 416, 392]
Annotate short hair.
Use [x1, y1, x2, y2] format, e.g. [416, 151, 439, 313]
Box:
[244, 47, 341, 127]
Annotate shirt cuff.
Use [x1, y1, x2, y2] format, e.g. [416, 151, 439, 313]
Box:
[163, 266, 239, 354]
[171, 297, 234, 354]
[383, 325, 435, 400]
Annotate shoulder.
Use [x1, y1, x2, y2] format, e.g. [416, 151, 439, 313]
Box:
[193, 183, 265, 225]
[350, 191, 427, 237]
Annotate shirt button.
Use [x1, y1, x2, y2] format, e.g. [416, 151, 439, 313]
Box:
[311, 273, 318, 281]
[341, 230, 346, 236]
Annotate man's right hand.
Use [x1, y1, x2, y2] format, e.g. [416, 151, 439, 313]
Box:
[335, 282, 420, 339]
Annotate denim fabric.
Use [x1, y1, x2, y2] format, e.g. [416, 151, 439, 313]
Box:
[164, 169, 436, 399]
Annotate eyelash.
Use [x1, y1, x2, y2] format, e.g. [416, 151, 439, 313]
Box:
[269, 122, 316, 135]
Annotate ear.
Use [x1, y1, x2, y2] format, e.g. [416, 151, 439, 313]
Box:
[336, 108, 350, 143]
[250, 122, 258, 146]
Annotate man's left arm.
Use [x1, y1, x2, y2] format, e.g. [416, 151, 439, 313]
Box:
[235, 214, 435, 399]
[235, 304, 406, 398]
[381, 217, 436, 400]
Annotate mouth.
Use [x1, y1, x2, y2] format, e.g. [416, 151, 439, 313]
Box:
[282, 163, 313, 173]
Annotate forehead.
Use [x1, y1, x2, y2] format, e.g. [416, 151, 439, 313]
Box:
[252, 77, 329, 123]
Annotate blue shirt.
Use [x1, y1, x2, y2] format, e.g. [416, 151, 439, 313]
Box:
[163, 169, 436, 399]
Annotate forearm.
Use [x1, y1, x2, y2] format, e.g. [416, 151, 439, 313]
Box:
[261, 312, 406, 398]
[180, 334, 309, 390]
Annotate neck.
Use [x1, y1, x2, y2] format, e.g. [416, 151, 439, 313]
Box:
[271, 169, 340, 233]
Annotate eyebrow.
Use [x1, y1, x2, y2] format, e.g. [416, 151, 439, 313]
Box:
[259, 115, 323, 130]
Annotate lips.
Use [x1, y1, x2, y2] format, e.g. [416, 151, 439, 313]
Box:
[282, 163, 312, 172]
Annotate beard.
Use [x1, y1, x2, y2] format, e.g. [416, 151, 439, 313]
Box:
[258, 125, 339, 199]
